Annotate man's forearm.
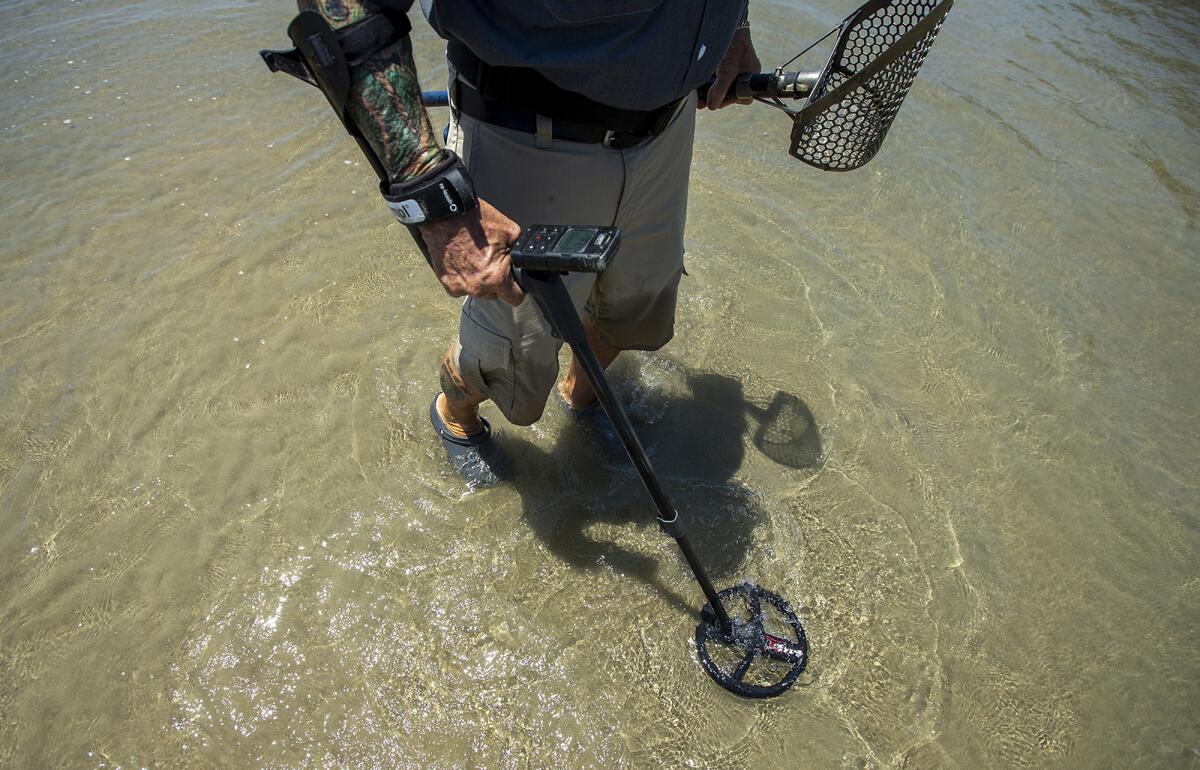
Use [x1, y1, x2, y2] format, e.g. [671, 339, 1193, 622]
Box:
[297, 0, 446, 182]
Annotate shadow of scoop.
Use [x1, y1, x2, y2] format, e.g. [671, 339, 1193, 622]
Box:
[637, 371, 822, 479]
[745, 389, 823, 470]
[637, 371, 750, 482]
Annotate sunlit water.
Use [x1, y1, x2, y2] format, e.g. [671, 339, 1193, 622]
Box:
[1, 0, 1198, 767]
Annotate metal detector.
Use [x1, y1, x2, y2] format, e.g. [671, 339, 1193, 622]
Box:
[261, 0, 955, 699]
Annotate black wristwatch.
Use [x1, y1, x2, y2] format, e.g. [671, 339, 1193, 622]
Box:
[380, 151, 477, 225]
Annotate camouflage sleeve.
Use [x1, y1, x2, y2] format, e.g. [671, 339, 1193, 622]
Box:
[297, 0, 447, 182]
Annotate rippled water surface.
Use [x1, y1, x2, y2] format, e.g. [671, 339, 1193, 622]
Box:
[2, 0, 1198, 767]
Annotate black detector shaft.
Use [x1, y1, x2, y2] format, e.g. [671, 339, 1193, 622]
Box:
[513, 265, 734, 631]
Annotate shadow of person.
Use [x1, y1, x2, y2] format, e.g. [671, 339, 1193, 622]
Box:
[502, 429, 700, 619]
[501, 366, 821, 620]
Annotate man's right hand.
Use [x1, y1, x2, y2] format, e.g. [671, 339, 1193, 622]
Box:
[417, 198, 525, 306]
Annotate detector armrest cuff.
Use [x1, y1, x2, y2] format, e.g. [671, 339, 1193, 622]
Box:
[259, 11, 412, 88]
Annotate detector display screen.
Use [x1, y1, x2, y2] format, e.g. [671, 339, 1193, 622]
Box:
[556, 227, 596, 253]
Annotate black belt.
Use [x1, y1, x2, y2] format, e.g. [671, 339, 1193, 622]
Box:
[448, 40, 683, 150]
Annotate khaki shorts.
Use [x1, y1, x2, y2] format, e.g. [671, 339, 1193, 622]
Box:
[447, 90, 696, 426]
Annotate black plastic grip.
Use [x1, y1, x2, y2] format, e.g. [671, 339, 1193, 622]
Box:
[742, 72, 779, 98]
[697, 71, 818, 103]
[698, 72, 777, 103]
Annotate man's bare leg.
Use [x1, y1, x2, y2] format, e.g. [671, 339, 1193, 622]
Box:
[557, 317, 621, 409]
[436, 346, 487, 437]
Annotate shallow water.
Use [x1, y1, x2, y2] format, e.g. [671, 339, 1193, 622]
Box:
[1, 0, 1198, 767]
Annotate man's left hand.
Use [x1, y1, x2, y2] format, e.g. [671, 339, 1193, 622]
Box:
[700, 28, 762, 110]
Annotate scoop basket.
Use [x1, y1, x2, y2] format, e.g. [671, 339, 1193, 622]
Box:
[788, 0, 954, 170]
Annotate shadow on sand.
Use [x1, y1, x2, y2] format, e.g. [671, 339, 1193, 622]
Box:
[501, 366, 822, 619]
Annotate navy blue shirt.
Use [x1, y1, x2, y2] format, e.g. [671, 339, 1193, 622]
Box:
[406, 1, 747, 111]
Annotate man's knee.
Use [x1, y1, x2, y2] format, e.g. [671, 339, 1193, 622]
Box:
[502, 394, 550, 426]
[504, 351, 562, 425]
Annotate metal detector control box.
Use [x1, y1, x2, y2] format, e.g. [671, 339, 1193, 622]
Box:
[510, 225, 620, 273]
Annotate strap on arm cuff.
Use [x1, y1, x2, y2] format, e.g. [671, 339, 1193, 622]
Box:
[381, 151, 478, 225]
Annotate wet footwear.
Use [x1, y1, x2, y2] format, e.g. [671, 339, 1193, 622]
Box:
[554, 389, 628, 465]
[428, 396, 510, 487]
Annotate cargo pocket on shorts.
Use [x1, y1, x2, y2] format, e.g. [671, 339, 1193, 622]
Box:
[459, 301, 516, 411]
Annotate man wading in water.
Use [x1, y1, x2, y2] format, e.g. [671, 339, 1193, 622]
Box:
[293, 0, 759, 484]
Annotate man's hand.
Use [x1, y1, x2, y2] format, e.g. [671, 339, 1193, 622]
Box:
[699, 28, 762, 110]
[417, 198, 525, 306]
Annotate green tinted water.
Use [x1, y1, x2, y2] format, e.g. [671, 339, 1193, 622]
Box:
[1, 0, 1198, 767]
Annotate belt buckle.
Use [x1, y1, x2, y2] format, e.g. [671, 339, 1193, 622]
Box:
[601, 96, 685, 149]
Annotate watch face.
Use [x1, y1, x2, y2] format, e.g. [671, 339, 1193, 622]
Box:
[556, 227, 597, 253]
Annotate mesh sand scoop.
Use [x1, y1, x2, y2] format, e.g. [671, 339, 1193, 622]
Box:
[790, 0, 954, 171]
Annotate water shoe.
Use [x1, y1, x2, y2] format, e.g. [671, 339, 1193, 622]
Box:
[554, 389, 628, 466]
[428, 396, 510, 487]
